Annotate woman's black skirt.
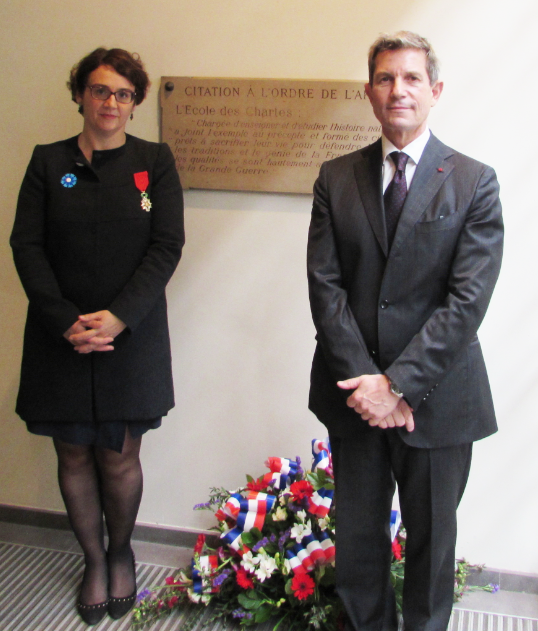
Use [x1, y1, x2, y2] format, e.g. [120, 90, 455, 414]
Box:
[26, 418, 162, 453]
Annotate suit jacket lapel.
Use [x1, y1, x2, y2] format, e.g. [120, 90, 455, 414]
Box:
[391, 134, 455, 253]
[353, 139, 388, 256]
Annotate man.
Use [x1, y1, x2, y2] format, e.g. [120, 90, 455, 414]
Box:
[307, 32, 503, 631]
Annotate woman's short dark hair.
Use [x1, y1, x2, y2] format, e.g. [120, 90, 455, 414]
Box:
[68, 48, 150, 113]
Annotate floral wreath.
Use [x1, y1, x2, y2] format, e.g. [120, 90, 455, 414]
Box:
[132, 439, 496, 629]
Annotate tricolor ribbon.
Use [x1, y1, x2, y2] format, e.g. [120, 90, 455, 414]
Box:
[192, 554, 219, 593]
[285, 531, 335, 574]
[217, 493, 242, 522]
[312, 439, 332, 472]
[390, 509, 401, 541]
[307, 439, 334, 517]
[262, 457, 299, 490]
[134, 171, 152, 212]
[219, 491, 277, 552]
[307, 487, 334, 517]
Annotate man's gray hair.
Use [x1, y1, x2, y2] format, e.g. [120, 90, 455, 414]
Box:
[368, 31, 440, 85]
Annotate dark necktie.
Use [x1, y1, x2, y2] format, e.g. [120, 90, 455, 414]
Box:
[384, 151, 409, 248]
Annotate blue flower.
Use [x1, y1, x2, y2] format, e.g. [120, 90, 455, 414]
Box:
[252, 537, 270, 553]
[278, 528, 291, 551]
[61, 173, 77, 188]
[137, 589, 151, 602]
[232, 609, 252, 619]
[212, 569, 231, 587]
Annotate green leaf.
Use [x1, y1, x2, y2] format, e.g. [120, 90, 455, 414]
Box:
[319, 564, 335, 586]
[250, 527, 263, 541]
[237, 592, 263, 610]
[306, 469, 335, 491]
[240, 527, 264, 548]
[241, 532, 255, 547]
[255, 604, 274, 623]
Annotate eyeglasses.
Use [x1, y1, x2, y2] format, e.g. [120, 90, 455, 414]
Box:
[86, 84, 136, 104]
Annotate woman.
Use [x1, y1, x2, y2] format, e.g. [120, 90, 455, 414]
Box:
[10, 48, 184, 625]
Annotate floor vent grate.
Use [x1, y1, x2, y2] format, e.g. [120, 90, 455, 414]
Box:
[1, 542, 536, 631]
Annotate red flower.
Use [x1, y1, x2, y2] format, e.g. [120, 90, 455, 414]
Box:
[291, 572, 315, 600]
[168, 596, 178, 608]
[194, 534, 206, 554]
[236, 567, 255, 589]
[215, 508, 227, 522]
[247, 477, 268, 492]
[392, 539, 402, 561]
[165, 576, 182, 587]
[290, 480, 314, 501]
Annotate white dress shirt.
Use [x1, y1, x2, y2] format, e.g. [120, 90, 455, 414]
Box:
[381, 128, 431, 193]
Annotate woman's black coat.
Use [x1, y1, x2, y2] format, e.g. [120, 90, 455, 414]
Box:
[10, 135, 185, 422]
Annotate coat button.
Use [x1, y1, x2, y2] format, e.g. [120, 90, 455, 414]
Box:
[380, 300, 389, 309]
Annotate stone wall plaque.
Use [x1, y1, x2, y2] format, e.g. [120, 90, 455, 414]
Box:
[160, 77, 381, 194]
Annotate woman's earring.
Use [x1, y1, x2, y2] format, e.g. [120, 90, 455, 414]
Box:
[130, 113, 134, 120]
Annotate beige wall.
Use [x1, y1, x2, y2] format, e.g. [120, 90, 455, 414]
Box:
[0, 0, 536, 572]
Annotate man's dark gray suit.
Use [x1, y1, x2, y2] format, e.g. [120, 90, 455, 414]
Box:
[307, 134, 503, 629]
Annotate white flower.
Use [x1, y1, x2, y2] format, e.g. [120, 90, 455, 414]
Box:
[296, 510, 307, 523]
[283, 558, 292, 575]
[279, 493, 289, 506]
[188, 589, 202, 603]
[187, 588, 210, 605]
[290, 521, 312, 543]
[272, 506, 287, 521]
[255, 552, 277, 582]
[318, 516, 330, 531]
[241, 551, 260, 573]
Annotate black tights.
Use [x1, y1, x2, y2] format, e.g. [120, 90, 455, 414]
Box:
[53, 431, 142, 605]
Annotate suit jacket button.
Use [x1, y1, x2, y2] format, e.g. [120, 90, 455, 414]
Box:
[380, 300, 389, 309]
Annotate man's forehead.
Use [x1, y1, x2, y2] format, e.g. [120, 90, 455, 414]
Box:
[374, 49, 428, 74]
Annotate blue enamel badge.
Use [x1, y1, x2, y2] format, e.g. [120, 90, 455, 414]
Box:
[61, 173, 77, 188]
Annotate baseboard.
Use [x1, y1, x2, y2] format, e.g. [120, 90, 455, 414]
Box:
[0, 504, 72, 531]
[467, 565, 538, 595]
[1, 504, 537, 595]
[0, 504, 217, 550]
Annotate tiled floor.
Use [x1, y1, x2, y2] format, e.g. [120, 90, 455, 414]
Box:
[1, 520, 537, 621]
[455, 588, 538, 619]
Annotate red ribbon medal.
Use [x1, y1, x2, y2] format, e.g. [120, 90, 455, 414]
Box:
[134, 171, 152, 211]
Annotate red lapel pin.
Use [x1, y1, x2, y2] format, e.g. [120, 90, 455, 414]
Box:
[437, 167, 444, 172]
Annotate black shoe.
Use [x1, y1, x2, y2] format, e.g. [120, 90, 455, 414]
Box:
[77, 600, 109, 625]
[108, 551, 137, 620]
[108, 590, 137, 619]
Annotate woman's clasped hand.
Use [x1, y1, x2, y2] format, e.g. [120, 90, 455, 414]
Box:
[64, 311, 126, 353]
